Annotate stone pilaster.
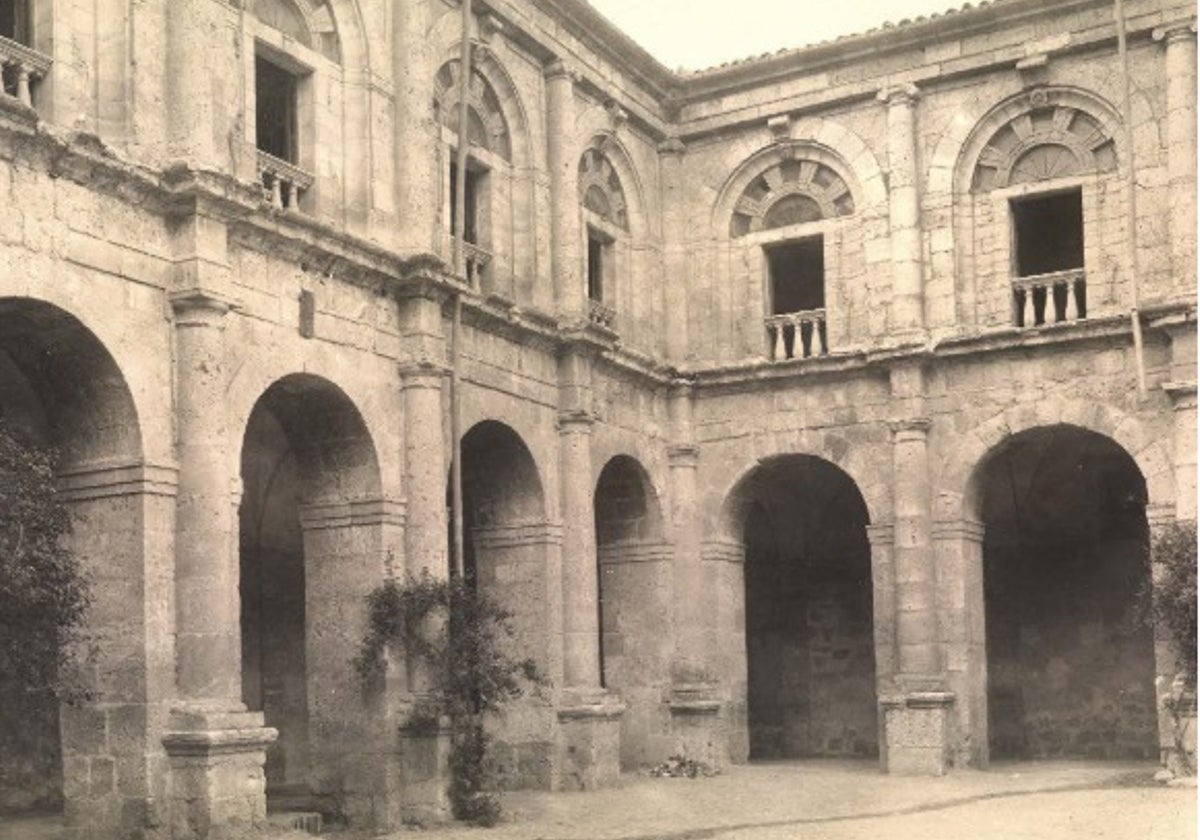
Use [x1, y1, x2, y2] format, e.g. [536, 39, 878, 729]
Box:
[932, 517, 987, 768]
[300, 497, 406, 829]
[546, 61, 584, 319]
[1154, 22, 1198, 297]
[167, 289, 276, 839]
[866, 523, 898, 707]
[166, 0, 229, 169]
[879, 84, 924, 338]
[659, 139, 689, 362]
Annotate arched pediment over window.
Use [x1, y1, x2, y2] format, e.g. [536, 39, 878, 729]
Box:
[729, 156, 855, 238]
[578, 146, 628, 231]
[970, 100, 1117, 192]
[252, 0, 342, 63]
[433, 60, 512, 162]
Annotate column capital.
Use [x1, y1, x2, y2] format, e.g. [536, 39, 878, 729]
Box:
[667, 443, 700, 467]
[877, 82, 920, 106]
[1153, 20, 1197, 45]
[544, 59, 579, 84]
[556, 408, 595, 432]
[398, 360, 450, 388]
[889, 417, 932, 440]
[1147, 503, 1177, 530]
[931, 517, 985, 543]
[169, 288, 239, 319]
[658, 136, 687, 157]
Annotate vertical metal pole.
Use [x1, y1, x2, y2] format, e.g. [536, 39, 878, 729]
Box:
[449, 0, 472, 580]
[1114, 0, 1148, 398]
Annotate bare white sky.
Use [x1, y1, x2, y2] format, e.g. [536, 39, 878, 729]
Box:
[588, 0, 968, 71]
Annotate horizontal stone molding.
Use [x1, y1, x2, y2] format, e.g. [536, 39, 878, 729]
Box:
[557, 702, 626, 722]
[668, 682, 722, 716]
[471, 521, 563, 550]
[597, 539, 673, 566]
[700, 538, 743, 564]
[56, 460, 179, 502]
[667, 443, 700, 467]
[162, 726, 278, 757]
[866, 522, 895, 547]
[1163, 381, 1198, 409]
[299, 497, 406, 531]
[931, 518, 984, 542]
[880, 690, 956, 710]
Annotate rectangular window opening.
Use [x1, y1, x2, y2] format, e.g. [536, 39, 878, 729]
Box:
[766, 236, 825, 315]
[255, 53, 298, 163]
[0, 0, 30, 44]
[448, 160, 482, 245]
[1011, 189, 1083, 277]
[587, 228, 610, 302]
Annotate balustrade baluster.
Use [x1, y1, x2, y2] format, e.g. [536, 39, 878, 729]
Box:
[771, 323, 784, 361]
[1022, 287, 1034, 328]
[800, 318, 813, 358]
[285, 180, 297, 211]
[1065, 279, 1079, 321]
[269, 175, 283, 209]
[16, 64, 30, 107]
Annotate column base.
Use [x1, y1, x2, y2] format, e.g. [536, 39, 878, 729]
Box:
[667, 683, 726, 768]
[880, 690, 956, 775]
[394, 717, 453, 825]
[555, 691, 625, 791]
[161, 705, 277, 840]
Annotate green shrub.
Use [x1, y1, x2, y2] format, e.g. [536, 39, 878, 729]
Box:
[0, 420, 91, 811]
[1147, 520, 1197, 683]
[356, 571, 541, 825]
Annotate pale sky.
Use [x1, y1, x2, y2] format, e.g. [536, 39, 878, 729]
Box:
[588, 0, 970, 71]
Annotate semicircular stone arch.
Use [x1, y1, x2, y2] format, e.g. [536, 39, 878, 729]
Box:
[252, 0, 346, 64]
[711, 126, 883, 239]
[945, 87, 1125, 198]
[433, 59, 512, 162]
[940, 400, 1175, 522]
[579, 144, 630, 232]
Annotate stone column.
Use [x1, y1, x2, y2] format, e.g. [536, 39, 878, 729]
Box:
[867, 522, 898, 708]
[880, 363, 954, 775]
[1154, 22, 1198, 296]
[555, 348, 622, 789]
[879, 84, 925, 338]
[659, 139, 689, 362]
[393, 0, 439, 252]
[546, 61, 584, 319]
[165, 285, 276, 840]
[395, 282, 452, 821]
[665, 382, 722, 763]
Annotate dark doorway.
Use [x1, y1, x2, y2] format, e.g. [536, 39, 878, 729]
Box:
[980, 425, 1156, 760]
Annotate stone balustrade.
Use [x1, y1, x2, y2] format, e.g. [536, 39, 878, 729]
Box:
[1012, 269, 1086, 328]
[765, 308, 828, 361]
[0, 34, 51, 110]
[257, 150, 313, 212]
[588, 298, 616, 330]
[455, 238, 491, 289]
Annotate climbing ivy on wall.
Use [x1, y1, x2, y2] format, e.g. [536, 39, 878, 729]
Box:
[1147, 520, 1198, 683]
[355, 571, 542, 825]
[0, 419, 91, 812]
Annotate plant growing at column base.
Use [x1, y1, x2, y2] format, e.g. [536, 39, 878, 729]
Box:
[0, 419, 91, 811]
[1143, 520, 1197, 776]
[355, 571, 542, 825]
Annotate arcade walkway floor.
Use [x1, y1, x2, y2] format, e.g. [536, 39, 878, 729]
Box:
[2, 761, 1193, 839]
[336, 760, 1193, 840]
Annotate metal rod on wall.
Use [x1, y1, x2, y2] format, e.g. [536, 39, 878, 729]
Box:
[450, 0, 472, 580]
[1114, 0, 1148, 398]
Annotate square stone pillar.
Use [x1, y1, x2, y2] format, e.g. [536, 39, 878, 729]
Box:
[162, 708, 277, 840]
[555, 691, 625, 791]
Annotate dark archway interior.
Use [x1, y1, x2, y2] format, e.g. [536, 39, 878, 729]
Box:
[240, 375, 379, 801]
[0, 299, 142, 814]
[455, 421, 544, 585]
[981, 425, 1156, 760]
[594, 456, 664, 691]
[739, 456, 875, 759]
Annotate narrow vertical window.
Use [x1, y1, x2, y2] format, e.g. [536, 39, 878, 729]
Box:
[1010, 188, 1086, 326]
[0, 0, 30, 44]
[255, 54, 298, 163]
[764, 236, 827, 360]
[587, 228, 609, 302]
[449, 161, 482, 245]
